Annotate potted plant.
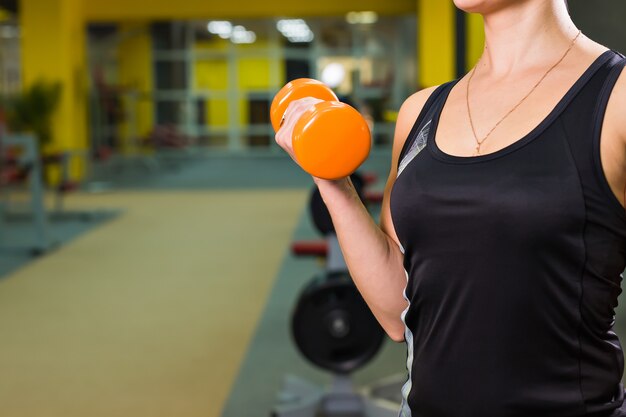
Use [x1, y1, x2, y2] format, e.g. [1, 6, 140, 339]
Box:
[4, 79, 61, 147]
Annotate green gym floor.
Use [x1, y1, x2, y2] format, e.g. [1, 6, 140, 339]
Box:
[0, 153, 624, 417]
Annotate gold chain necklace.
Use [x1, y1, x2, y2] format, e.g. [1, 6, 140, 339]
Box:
[466, 30, 582, 155]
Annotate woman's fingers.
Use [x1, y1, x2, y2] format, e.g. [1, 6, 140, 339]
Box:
[275, 97, 324, 160]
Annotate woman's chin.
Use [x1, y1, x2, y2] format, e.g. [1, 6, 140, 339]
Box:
[453, 0, 521, 14]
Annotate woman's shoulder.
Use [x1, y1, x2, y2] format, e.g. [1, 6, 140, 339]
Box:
[394, 85, 443, 141]
[398, 79, 461, 122]
[390, 85, 446, 169]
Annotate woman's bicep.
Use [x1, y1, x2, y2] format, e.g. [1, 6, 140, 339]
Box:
[380, 182, 402, 250]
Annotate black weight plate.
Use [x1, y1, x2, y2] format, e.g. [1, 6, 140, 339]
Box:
[309, 172, 366, 236]
[291, 271, 385, 373]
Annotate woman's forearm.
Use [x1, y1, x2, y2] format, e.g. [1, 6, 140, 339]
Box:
[314, 176, 408, 341]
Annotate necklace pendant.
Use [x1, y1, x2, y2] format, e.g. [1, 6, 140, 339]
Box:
[475, 144, 481, 155]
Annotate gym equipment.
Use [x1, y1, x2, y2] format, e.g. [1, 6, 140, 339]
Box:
[271, 78, 371, 180]
[273, 234, 402, 417]
[0, 135, 109, 256]
[291, 239, 328, 258]
[364, 191, 384, 204]
[362, 172, 378, 186]
[43, 151, 82, 214]
[310, 172, 365, 236]
[272, 373, 404, 417]
[291, 271, 385, 374]
[0, 134, 54, 255]
[308, 172, 383, 237]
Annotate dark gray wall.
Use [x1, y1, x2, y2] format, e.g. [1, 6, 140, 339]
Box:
[569, 0, 626, 53]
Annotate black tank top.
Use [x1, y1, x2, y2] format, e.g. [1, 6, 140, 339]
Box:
[390, 49, 626, 417]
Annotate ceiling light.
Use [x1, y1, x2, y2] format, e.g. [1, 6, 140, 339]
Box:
[232, 26, 256, 44]
[277, 19, 314, 43]
[207, 21, 233, 36]
[346, 11, 378, 25]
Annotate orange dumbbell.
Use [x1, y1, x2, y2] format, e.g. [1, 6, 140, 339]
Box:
[271, 78, 371, 180]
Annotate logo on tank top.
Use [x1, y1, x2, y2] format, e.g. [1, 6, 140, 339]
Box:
[397, 120, 431, 178]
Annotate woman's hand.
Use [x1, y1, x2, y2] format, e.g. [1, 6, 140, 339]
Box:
[274, 96, 354, 186]
[274, 96, 324, 163]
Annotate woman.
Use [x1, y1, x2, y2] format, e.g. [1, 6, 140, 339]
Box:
[275, 0, 626, 415]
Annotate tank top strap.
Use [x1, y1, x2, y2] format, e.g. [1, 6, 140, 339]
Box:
[560, 49, 626, 221]
[396, 81, 457, 168]
[593, 50, 626, 214]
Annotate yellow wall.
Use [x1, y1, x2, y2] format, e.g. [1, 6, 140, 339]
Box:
[194, 38, 285, 129]
[238, 56, 272, 124]
[84, 0, 415, 21]
[20, 0, 87, 180]
[194, 40, 229, 128]
[416, 1, 484, 87]
[236, 41, 285, 126]
[117, 23, 154, 152]
[417, 0, 455, 88]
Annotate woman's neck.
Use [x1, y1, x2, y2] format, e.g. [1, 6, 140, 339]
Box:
[479, 0, 579, 77]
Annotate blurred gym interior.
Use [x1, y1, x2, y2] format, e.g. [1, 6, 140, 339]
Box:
[0, 1, 625, 416]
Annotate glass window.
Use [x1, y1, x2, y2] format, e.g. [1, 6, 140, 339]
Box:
[154, 59, 188, 90]
[155, 99, 187, 125]
[152, 22, 189, 51]
[88, 15, 417, 153]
